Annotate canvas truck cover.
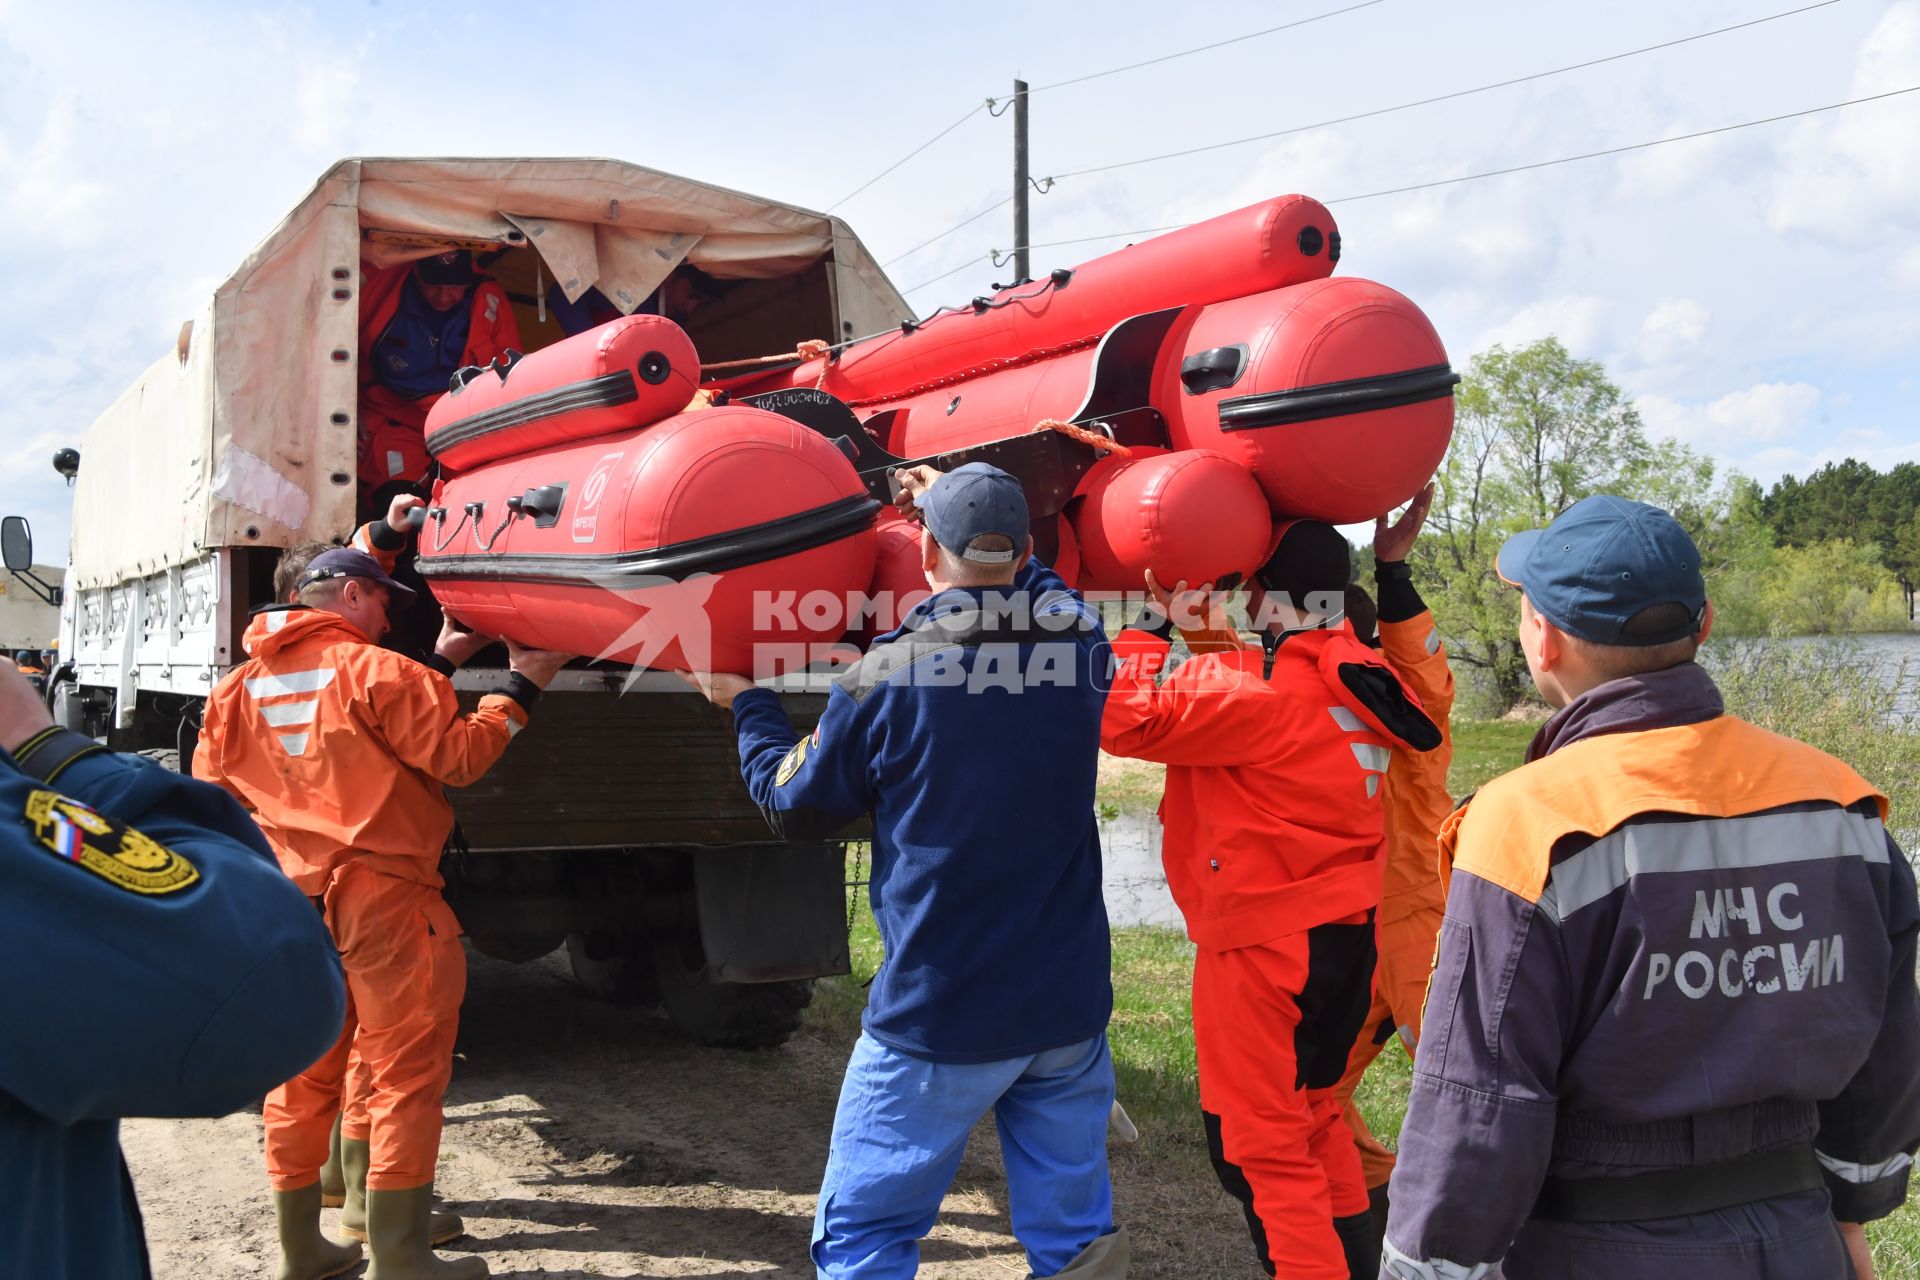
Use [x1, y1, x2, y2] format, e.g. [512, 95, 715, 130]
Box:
[69, 157, 913, 590]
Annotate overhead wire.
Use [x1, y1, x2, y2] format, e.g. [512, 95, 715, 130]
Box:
[890, 1, 1838, 270]
[1049, 0, 1841, 181]
[831, 0, 1392, 214]
[901, 83, 1920, 294]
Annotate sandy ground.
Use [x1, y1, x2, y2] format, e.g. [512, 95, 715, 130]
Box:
[124, 949, 1258, 1279]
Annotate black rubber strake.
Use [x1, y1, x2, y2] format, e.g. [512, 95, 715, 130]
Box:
[1218, 363, 1459, 432]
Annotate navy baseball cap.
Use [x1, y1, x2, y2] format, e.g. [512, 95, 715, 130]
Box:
[415, 250, 478, 285]
[297, 548, 417, 604]
[917, 462, 1030, 563]
[1496, 496, 1706, 647]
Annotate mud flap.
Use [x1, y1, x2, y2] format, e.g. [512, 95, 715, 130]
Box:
[692, 843, 852, 983]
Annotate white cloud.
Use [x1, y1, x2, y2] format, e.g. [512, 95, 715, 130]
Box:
[1474, 295, 1611, 355]
[1767, 2, 1920, 245]
[1637, 297, 1709, 361]
[1637, 381, 1821, 448]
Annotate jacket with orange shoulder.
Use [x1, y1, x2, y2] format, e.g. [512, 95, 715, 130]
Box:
[1383, 663, 1920, 1280]
[192, 608, 538, 894]
[1101, 619, 1440, 951]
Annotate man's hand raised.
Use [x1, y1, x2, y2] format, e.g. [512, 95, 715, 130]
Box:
[1373, 482, 1434, 565]
[386, 492, 427, 537]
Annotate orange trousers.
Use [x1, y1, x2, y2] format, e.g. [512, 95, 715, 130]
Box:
[264, 862, 466, 1191]
[1334, 898, 1447, 1188]
[1193, 919, 1375, 1280]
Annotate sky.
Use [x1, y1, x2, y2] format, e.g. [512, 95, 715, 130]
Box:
[1, 0, 1916, 562]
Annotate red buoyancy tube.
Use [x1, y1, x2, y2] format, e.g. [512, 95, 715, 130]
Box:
[723, 195, 1340, 409]
[417, 404, 879, 675]
[425, 314, 700, 472]
[1070, 449, 1277, 593]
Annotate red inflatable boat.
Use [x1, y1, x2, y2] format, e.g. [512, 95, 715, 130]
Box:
[415, 194, 1458, 671]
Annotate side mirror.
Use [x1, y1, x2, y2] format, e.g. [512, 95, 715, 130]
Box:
[1, 516, 31, 573]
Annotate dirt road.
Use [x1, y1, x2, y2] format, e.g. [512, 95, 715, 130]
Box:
[124, 950, 1256, 1278]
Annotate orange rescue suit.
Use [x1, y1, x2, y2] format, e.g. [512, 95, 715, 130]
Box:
[195, 607, 532, 1191]
[357, 261, 521, 486]
[1332, 607, 1456, 1190]
[1101, 622, 1439, 1278]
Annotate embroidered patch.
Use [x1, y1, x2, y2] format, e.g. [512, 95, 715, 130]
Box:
[23, 790, 201, 895]
[774, 733, 814, 786]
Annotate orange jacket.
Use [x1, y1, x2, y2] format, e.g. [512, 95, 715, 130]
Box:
[1102, 626, 1440, 950]
[1376, 609, 1455, 917]
[193, 609, 531, 894]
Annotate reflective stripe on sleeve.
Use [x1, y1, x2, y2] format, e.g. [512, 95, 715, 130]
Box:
[1381, 1240, 1494, 1280]
[1539, 807, 1890, 924]
[1818, 1150, 1914, 1185]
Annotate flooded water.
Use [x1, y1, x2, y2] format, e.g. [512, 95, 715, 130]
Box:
[1099, 809, 1182, 930]
[1772, 631, 1919, 722]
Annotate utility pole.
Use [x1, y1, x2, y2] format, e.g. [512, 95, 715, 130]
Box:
[1012, 78, 1030, 284]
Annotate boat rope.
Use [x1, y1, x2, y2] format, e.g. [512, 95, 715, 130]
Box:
[700, 338, 835, 390]
[1032, 418, 1132, 459]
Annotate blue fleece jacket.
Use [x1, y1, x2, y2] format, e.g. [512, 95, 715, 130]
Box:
[729, 557, 1114, 1063]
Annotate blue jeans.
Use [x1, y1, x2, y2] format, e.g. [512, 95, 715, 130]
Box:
[811, 1031, 1118, 1278]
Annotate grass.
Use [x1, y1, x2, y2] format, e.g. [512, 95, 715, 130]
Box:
[813, 700, 1920, 1269]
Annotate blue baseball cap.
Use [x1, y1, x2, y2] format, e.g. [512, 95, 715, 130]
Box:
[297, 547, 417, 604]
[916, 463, 1030, 563]
[1496, 496, 1706, 647]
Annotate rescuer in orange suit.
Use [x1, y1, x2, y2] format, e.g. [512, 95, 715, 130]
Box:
[1319, 486, 1457, 1254]
[194, 535, 570, 1280]
[1100, 523, 1442, 1280]
[358, 249, 521, 494]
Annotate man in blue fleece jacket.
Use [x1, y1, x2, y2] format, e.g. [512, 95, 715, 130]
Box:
[684, 462, 1126, 1279]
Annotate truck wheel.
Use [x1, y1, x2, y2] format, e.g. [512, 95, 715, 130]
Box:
[564, 931, 659, 1004]
[651, 933, 813, 1050]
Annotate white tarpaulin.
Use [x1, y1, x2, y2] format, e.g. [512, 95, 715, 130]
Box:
[70, 157, 912, 589]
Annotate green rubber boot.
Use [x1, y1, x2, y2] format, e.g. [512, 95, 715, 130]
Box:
[1032, 1228, 1130, 1277]
[340, 1137, 465, 1245]
[319, 1114, 346, 1208]
[365, 1185, 488, 1280]
[272, 1182, 363, 1280]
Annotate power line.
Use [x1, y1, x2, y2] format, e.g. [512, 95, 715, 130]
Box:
[830, 0, 1391, 213]
[1050, 0, 1841, 181]
[885, 196, 1012, 267]
[1322, 82, 1920, 204]
[827, 102, 988, 212]
[901, 84, 1920, 294]
[1020, 0, 1387, 97]
[886, 1, 1837, 271]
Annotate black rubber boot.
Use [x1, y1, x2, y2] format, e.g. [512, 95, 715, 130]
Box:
[1030, 1227, 1130, 1277]
[340, 1137, 465, 1245]
[1334, 1210, 1377, 1279]
[365, 1185, 487, 1279]
[272, 1182, 363, 1280]
[319, 1114, 346, 1208]
[1367, 1182, 1392, 1269]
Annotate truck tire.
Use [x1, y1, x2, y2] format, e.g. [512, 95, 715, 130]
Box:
[565, 931, 660, 1005]
[652, 933, 813, 1050]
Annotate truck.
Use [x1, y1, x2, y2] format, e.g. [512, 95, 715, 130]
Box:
[8, 158, 914, 1048]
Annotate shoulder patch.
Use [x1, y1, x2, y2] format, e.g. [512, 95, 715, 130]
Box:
[22, 790, 201, 895]
[774, 729, 817, 786]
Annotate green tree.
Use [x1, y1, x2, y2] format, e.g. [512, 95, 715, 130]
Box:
[1413, 338, 1716, 709]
